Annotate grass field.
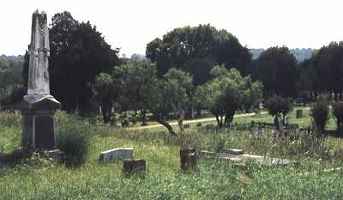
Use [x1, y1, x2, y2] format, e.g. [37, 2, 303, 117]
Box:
[1, 108, 343, 199]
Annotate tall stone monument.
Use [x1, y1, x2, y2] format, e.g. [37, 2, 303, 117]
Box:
[22, 10, 61, 150]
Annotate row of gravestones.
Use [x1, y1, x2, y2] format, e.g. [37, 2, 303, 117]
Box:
[98, 148, 197, 175]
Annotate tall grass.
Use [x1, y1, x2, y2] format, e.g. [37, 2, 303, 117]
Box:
[1, 109, 343, 199]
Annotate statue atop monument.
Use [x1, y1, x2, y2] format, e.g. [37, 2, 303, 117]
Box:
[27, 10, 50, 96]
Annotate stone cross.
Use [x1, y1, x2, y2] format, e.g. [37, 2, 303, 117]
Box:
[22, 10, 60, 150]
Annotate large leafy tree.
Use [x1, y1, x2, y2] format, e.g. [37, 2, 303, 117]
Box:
[112, 59, 158, 125]
[198, 65, 262, 128]
[146, 24, 251, 84]
[265, 95, 293, 129]
[93, 73, 118, 123]
[253, 46, 297, 98]
[145, 68, 193, 135]
[23, 11, 120, 113]
[312, 42, 343, 99]
[296, 56, 318, 100]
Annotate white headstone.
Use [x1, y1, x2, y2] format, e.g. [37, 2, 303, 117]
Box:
[99, 148, 133, 162]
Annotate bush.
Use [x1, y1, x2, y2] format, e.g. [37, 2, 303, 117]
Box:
[265, 95, 293, 127]
[56, 112, 91, 167]
[311, 99, 329, 135]
[0, 111, 21, 127]
[333, 101, 343, 136]
[57, 131, 89, 167]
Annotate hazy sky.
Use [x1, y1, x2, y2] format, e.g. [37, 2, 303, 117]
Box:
[1, 0, 343, 56]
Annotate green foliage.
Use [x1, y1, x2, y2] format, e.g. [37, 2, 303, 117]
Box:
[0, 55, 24, 107]
[113, 59, 158, 112]
[199, 66, 262, 127]
[145, 68, 194, 135]
[312, 42, 343, 97]
[253, 46, 298, 97]
[146, 24, 251, 81]
[265, 95, 293, 123]
[94, 73, 116, 123]
[311, 98, 330, 134]
[56, 112, 91, 167]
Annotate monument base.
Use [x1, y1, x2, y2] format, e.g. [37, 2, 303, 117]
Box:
[21, 94, 60, 150]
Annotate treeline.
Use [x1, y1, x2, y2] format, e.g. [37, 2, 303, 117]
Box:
[0, 55, 24, 107]
[1, 11, 343, 130]
[250, 48, 313, 62]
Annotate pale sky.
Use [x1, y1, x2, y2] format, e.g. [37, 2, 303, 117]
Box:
[1, 0, 343, 56]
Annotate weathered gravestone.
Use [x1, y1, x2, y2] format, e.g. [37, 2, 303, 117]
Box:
[99, 148, 133, 162]
[21, 10, 61, 150]
[123, 159, 146, 175]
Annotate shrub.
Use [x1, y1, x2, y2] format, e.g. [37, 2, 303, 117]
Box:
[311, 99, 329, 135]
[333, 101, 343, 136]
[265, 95, 293, 128]
[0, 111, 21, 127]
[56, 112, 90, 167]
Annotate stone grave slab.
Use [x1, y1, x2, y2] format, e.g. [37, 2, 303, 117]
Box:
[223, 148, 244, 155]
[200, 150, 291, 167]
[99, 148, 133, 162]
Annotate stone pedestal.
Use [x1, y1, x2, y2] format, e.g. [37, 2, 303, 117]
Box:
[21, 95, 60, 150]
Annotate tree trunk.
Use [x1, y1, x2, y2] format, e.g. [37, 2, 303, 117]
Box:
[177, 110, 185, 133]
[196, 107, 202, 117]
[101, 102, 112, 124]
[156, 119, 177, 136]
[216, 115, 223, 128]
[140, 110, 147, 126]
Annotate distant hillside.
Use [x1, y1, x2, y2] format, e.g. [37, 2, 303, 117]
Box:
[250, 48, 314, 63]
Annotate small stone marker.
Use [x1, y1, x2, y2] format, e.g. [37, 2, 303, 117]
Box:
[223, 148, 244, 155]
[296, 109, 303, 119]
[123, 159, 146, 175]
[99, 148, 133, 162]
[180, 148, 197, 171]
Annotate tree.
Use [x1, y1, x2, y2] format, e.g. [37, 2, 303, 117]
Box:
[112, 59, 158, 125]
[264, 95, 293, 129]
[199, 65, 262, 128]
[22, 11, 120, 113]
[311, 98, 329, 135]
[145, 68, 193, 135]
[93, 73, 117, 123]
[253, 46, 298, 98]
[0, 55, 24, 108]
[312, 42, 343, 99]
[333, 101, 343, 136]
[296, 56, 318, 101]
[146, 24, 251, 83]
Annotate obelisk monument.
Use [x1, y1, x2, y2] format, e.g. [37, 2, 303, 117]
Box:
[22, 10, 60, 150]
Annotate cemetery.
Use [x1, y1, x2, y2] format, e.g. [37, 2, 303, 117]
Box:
[1, 7, 343, 200]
